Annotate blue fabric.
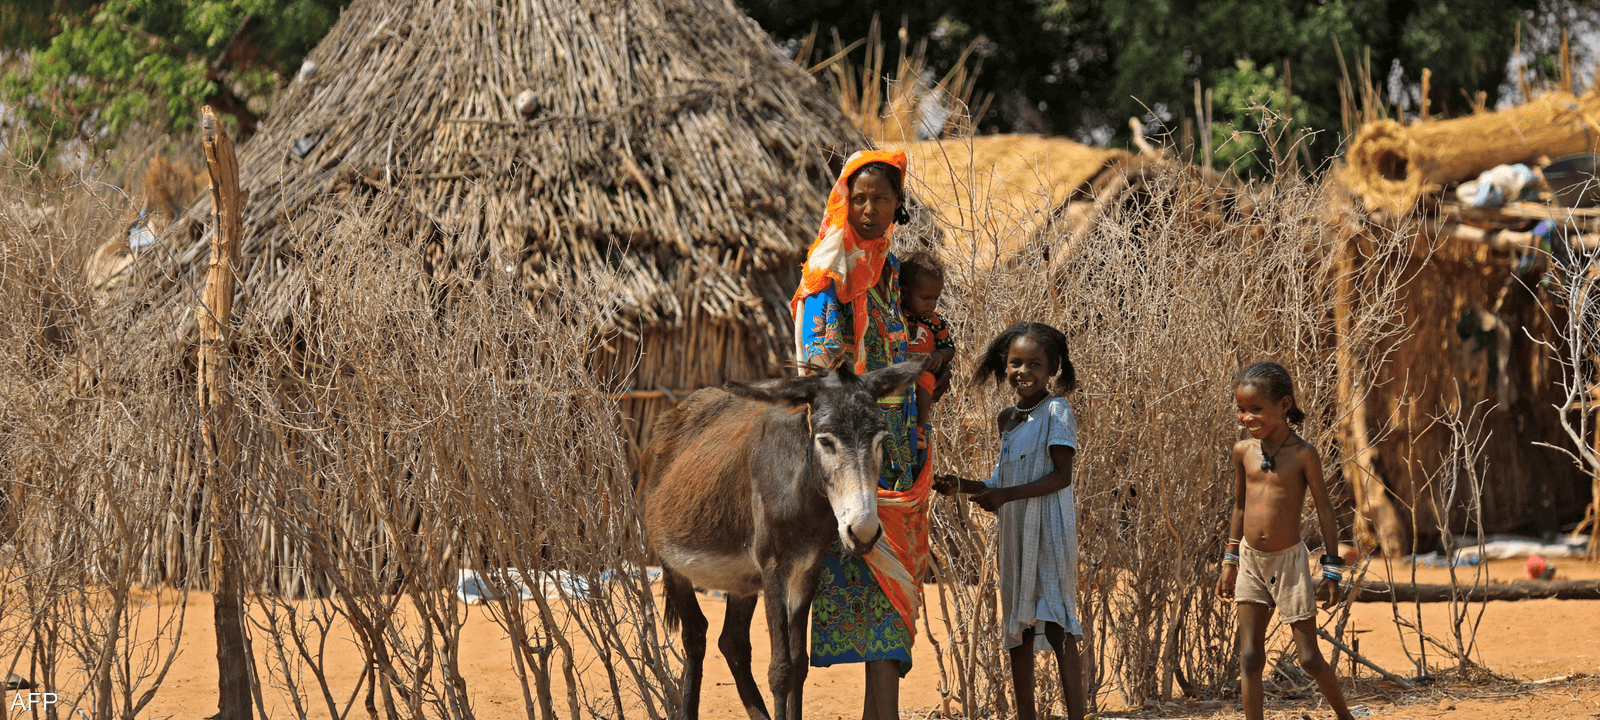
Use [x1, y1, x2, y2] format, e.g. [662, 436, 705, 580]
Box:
[1469, 179, 1503, 208]
[982, 397, 1083, 648]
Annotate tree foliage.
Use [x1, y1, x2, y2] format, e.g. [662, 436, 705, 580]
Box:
[1, 0, 347, 161]
[741, 0, 1542, 170]
[0, 0, 1568, 173]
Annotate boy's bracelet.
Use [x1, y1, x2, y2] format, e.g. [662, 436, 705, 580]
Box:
[1320, 553, 1345, 567]
[1221, 552, 1240, 568]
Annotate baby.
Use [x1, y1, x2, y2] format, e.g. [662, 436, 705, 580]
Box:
[900, 250, 954, 456]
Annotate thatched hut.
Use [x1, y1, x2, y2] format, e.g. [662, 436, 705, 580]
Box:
[1339, 95, 1598, 551]
[109, 0, 867, 458]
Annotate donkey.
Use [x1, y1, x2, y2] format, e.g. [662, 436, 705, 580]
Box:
[638, 356, 930, 720]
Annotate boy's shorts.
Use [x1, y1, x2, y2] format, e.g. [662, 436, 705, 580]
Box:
[1236, 540, 1317, 624]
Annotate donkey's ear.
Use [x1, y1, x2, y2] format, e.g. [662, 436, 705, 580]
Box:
[861, 354, 933, 399]
[724, 376, 827, 407]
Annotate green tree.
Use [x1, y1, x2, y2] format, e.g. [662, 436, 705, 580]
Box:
[1206, 59, 1310, 175]
[739, 0, 1117, 136]
[1101, 0, 1536, 168]
[2, 0, 348, 162]
[739, 0, 1537, 170]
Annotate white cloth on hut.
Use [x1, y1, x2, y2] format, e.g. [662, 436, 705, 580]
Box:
[1450, 534, 1590, 562]
[983, 396, 1081, 650]
[1456, 163, 1537, 208]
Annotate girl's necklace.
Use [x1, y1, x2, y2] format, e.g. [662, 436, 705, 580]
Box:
[1014, 393, 1052, 415]
[1259, 434, 1294, 472]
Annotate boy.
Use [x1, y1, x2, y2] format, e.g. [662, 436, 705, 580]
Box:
[1219, 361, 1355, 720]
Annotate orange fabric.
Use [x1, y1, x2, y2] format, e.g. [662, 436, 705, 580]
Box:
[915, 372, 938, 395]
[791, 150, 909, 373]
[864, 441, 934, 644]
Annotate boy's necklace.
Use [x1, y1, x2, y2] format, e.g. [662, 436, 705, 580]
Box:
[1259, 434, 1295, 472]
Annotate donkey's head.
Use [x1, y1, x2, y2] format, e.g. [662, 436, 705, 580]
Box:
[727, 355, 931, 556]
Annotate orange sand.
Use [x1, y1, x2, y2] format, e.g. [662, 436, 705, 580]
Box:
[15, 557, 1597, 719]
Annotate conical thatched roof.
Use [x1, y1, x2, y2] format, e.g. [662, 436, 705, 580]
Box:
[119, 0, 865, 341]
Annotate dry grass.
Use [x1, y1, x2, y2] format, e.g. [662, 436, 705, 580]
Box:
[799, 15, 991, 145]
[1535, 232, 1600, 559]
[897, 134, 1129, 270]
[220, 195, 675, 719]
[0, 156, 676, 718]
[0, 154, 198, 718]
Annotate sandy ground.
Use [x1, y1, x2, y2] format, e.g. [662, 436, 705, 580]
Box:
[23, 556, 1600, 719]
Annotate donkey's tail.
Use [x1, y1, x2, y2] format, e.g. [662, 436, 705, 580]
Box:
[660, 567, 688, 633]
[663, 595, 682, 633]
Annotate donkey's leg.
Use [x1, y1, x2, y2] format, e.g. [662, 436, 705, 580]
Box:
[781, 566, 823, 720]
[762, 552, 823, 720]
[664, 569, 709, 720]
[760, 564, 801, 720]
[720, 593, 771, 720]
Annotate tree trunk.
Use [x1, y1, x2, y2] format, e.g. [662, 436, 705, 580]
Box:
[199, 105, 253, 720]
[1354, 579, 1600, 603]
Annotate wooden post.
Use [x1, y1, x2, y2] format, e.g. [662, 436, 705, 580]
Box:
[199, 106, 253, 720]
[1583, 397, 1600, 560]
[1333, 225, 1408, 557]
[1353, 579, 1600, 602]
[1590, 466, 1599, 560]
[1419, 68, 1431, 122]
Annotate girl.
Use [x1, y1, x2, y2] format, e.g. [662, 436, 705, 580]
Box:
[936, 321, 1086, 720]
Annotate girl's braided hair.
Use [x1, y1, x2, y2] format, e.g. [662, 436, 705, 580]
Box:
[1235, 361, 1305, 425]
[972, 321, 1077, 394]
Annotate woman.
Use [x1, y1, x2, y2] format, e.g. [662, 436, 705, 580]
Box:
[791, 150, 933, 720]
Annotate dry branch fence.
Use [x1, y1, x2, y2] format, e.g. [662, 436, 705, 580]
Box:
[2, 160, 681, 718]
[0, 129, 1445, 717]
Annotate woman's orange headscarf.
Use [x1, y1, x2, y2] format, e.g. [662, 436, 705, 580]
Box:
[791, 150, 909, 372]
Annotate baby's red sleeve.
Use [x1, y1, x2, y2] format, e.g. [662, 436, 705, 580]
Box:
[932, 313, 955, 351]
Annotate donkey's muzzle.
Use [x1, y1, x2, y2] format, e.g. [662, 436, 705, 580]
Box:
[844, 524, 883, 556]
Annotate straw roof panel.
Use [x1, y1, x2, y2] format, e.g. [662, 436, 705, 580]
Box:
[898, 135, 1128, 268]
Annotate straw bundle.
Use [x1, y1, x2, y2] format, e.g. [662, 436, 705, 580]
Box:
[1345, 91, 1600, 214]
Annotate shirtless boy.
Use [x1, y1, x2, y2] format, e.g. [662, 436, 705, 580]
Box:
[1218, 361, 1355, 720]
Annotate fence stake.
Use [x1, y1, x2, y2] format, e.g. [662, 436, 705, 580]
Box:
[199, 105, 253, 720]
